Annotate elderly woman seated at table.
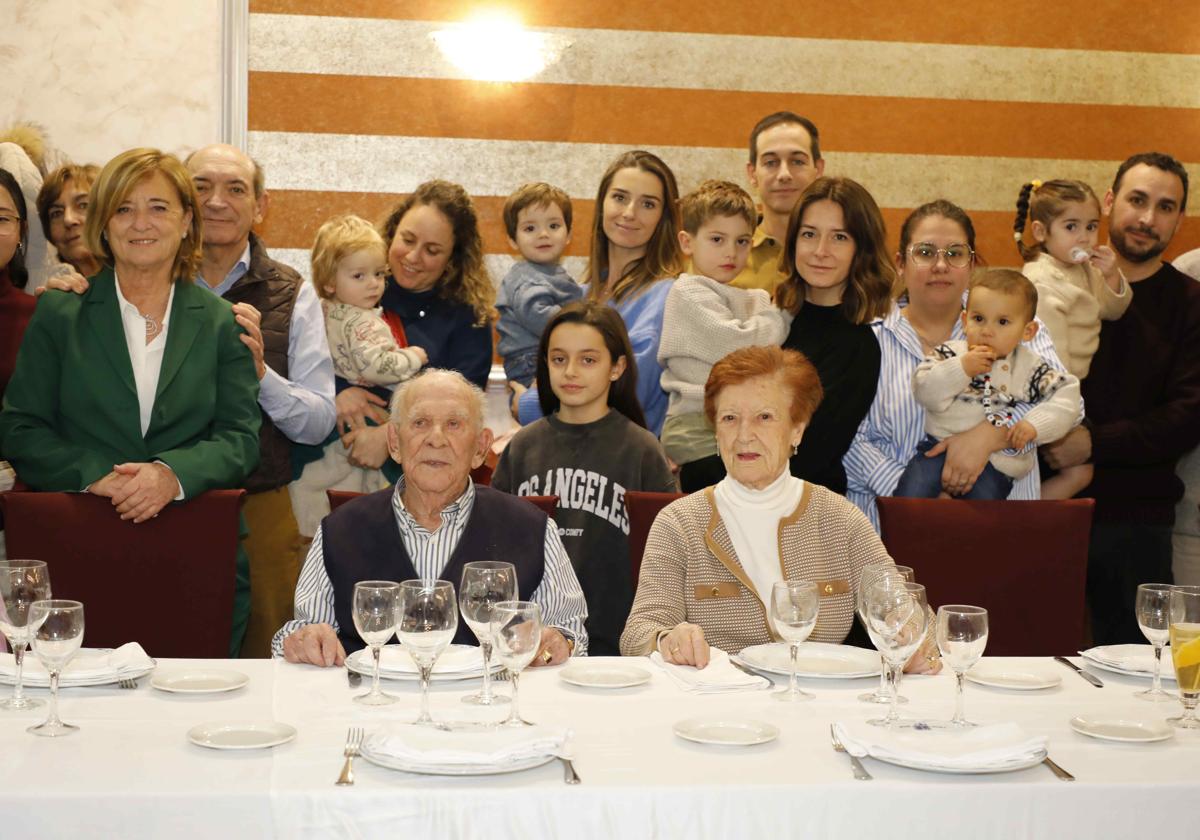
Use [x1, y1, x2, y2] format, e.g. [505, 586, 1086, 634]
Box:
[274, 368, 589, 667]
[620, 345, 940, 672]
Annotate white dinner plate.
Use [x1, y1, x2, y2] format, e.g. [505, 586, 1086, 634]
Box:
[1080, 646, 1177, 682]
[737, 642, 880, 679]
[673, 718, 779, 747]
[966, 663, 1062, 691]
[560, 662, 651, 689]
[0, 657, 157, 689]
[359, 746, 556, 776]
[151, 669, 249, 694]
[1069, 716, 1174, 744]
[345, 644, 500, 682]
[187, 721, 297, 750]
[870, 750, 1047, 775]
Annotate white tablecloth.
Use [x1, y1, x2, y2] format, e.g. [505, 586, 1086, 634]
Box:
[0, 654, 1195, 839]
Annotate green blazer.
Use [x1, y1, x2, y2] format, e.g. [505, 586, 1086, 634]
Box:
[0, 268, 261, 497]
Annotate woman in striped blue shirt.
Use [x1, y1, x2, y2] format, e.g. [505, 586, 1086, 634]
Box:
[844, 200, 1070, 531]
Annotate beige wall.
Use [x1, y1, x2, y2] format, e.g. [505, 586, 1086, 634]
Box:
[2, 0, 224, 165]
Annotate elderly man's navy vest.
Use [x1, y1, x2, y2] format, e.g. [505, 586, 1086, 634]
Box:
[321, 485, 547, 654]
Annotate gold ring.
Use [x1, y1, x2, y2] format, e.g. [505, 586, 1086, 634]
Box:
[541, 649, 553, 664]
[670, 646, 680, 655]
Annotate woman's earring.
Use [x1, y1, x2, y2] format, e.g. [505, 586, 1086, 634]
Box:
[791, 443, 799, 456]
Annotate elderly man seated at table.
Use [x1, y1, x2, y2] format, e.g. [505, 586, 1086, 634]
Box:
[620, 345, 940, 672]
[273, 368, 588, 665]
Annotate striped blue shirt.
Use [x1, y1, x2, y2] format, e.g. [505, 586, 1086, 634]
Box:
[843, 301, 1075, 531]
[271, 479, 589, 655]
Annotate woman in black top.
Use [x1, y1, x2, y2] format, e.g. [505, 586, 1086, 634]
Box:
[777, 177, 895, 493]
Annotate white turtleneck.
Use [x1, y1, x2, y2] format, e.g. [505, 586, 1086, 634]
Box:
[713, 470, 805, 613]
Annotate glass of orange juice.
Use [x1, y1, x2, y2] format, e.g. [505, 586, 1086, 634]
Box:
[1167, 585, 1200, 730]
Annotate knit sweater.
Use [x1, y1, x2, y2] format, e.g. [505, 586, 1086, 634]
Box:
[658, 273, 788, 463]
[913, 340, 1081, 479]
[322, 300, 424, 386]
[495, 261, 582, 362]
[620, 482, 893, 656]
[1022, 252, 1131, 380]
[0, 267, 35, 403]
[1082, 261, 1200, 525]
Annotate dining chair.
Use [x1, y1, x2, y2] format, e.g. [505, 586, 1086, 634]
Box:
[625, 491, 685, 589]
[326, 490, 559, 520]
[1, 489, 245, 658]
[875, 497, 1094, 656]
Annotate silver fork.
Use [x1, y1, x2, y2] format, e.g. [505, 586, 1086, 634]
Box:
[336, 727, 364, 786]
[829, 725, 873, 781]
[118, 678, 139, 690]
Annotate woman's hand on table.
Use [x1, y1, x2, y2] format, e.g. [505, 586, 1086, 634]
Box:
[659, 622, 710, 669]
[336, 387, 389, 435]
[529, 627, 571, 667]
[282, 624, 346, 667]
[108, 462, 179, 523]
[343, 425, 390, 469]
[903, 629, 943, 675]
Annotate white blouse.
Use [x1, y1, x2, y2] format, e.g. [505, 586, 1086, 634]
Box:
[713, 469, 806, 615]
[113, 276, 174, 437]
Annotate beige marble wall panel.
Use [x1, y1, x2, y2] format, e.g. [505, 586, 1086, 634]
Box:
[1, 0, 224, 165]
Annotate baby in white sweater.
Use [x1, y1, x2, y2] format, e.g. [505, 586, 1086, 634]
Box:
[658, 180, 788, 492]
[896, 269, 1083, 500]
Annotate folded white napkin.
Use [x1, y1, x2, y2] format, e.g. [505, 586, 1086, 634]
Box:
[833, 721, 1046, 771]
[372, 644, 482, 674]
[365, 723, 570, 766]
[650, 648, 770, 693]
[0, 643, 154, 682]
[1080, 644, 1163, 674]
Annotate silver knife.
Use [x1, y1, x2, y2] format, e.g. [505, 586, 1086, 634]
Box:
[1054, 656, 1103, 687]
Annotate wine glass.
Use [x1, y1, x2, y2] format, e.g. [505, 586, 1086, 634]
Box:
[1135, 583, 1174, 702]
[0, 560, 51, 711]
[490, 600, 542, 727]
[771, 581, 819, 702]
[27, 600, 84, 737]
[396, 579, 458, 726]
[865, 580, 928, 728]
[352, 580, 401, 706]
[459, 561, 517, 706]
[857, 564, 914, 705]
[1167, 585, 1200, 730]
[936, 605, 988, 727]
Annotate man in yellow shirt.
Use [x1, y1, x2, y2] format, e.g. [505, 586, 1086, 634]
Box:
[732, 112, 825, 294]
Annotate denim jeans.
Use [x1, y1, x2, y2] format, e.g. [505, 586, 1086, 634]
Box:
[894, 435, 1014, 500]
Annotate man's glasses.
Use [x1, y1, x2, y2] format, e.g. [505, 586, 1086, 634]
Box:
[907, 243, 974, 268]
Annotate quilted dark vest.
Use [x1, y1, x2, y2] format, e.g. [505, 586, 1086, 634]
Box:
[321, 485, 547, 654]
[221, 234, 300, 492]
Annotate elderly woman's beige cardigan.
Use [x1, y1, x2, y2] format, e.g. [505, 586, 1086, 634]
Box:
[620, 482, 894, 656]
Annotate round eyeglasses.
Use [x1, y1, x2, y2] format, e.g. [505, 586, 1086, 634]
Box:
[907, 243, 974, 269]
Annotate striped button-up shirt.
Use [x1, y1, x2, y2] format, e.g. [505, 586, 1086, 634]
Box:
[271, 480, 589, 655]
[843, 301, 1073, 532]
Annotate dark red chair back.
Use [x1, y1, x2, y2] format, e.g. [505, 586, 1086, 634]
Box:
[1, 490, 245, 658]
[327, 490, 559, 520]
[625, 491, 685, 588]
[876, 497, 1094, 656]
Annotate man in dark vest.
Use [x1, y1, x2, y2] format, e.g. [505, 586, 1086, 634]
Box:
[275, 369, 588, 666]
[188, 144, 336, 657]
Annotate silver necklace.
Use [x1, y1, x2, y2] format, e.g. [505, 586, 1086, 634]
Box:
[140, 311, 163, 339]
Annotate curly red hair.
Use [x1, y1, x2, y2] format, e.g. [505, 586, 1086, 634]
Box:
[703, 346, 823, 427]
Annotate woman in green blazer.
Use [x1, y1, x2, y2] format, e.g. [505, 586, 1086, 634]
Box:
[0, 148, 261, 651]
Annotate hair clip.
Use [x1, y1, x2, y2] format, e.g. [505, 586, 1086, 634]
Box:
[1031, 179, 1043, 192]
[1013, 231, 1023, 241]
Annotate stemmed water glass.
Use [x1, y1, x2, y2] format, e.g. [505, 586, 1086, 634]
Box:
[1135, 583, 1174, 702]
[459, 561, 517, 706]
[865, 580, 929, 728]
[27, 600, 84, 737]
[1167, 585, 1200, 730]
[936, 605, 988, 727]
[0, 560, 51, 711]
[396, 580, 458, 726]
[770, 581, 819, 702]
[857, 564, 914, 705]
[352, 580, 401, 706]
[491, 601, 542, 727]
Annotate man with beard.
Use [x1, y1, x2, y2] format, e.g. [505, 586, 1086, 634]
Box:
[1044, 152, 1200, 645]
